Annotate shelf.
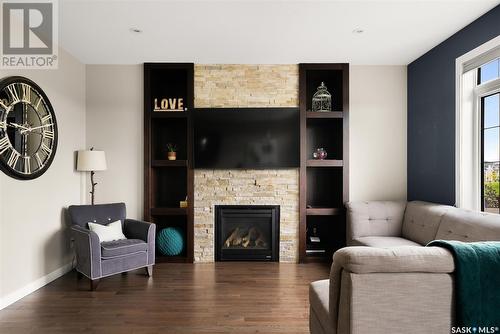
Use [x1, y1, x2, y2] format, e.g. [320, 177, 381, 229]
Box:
[306, 159, 343, 167]
[306, 111, 343, 119]
[145, 63, 194, 263]
[299, 63, 349, 263]
[152, 160, 188, 167]
[306, 207, 342, 216]
[151, 207, 187, 216]
[306, 249, 327, 255]
[156, 255, 190, 263]
[151, 111, 188, 118]
[303, 253, 331, 263]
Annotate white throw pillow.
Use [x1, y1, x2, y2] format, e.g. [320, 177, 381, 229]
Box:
[88, 220, 126, 243]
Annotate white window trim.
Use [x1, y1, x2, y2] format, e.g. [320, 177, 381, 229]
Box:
[456, 35, 500, 210]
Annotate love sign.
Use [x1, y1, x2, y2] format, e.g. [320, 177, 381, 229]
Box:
[153, 97, 185, 112]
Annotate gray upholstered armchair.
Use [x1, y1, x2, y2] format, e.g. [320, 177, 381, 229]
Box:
[68, 202, 155, 290]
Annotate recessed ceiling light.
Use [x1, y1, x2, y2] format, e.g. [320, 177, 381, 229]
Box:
[130, 27, 142, 33]
[352, 28, 364, 34]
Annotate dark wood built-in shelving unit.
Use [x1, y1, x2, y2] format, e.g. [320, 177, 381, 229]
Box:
[144, 63, 194, 263]
[299, 63, 349, 263]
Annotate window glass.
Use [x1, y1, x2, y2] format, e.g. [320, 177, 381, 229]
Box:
[482, 93, 500, 214]
[484, 127, 499, 162]
[479, 59, 500, 84]
[484, 94, 500, 128]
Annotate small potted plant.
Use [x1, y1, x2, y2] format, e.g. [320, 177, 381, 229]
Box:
[166, 143, 177, 160]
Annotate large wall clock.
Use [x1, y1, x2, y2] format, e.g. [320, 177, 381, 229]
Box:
[0, 76, 58, 180]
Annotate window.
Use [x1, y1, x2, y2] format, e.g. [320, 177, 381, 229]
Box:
[479, 58, 500, 212]
[457, 36, 500, 211]
[481, 92, 500, 213]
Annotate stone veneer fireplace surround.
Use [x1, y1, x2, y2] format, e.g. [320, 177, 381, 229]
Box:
[193, 65, 299, 263]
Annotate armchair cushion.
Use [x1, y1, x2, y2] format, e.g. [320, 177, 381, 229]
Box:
[101, 239, 148, 259]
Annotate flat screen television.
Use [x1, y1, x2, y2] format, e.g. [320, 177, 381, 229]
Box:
[194, 108, 299, 169]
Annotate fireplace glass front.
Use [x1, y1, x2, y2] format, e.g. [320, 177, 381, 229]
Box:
[215, 205, 280, 261]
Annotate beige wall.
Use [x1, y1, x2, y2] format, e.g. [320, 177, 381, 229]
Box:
[85, 65, 143, 219]
[0, 48, 86, 304]
[349, 66, 407, 201]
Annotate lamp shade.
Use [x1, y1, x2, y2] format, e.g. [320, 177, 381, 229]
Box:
[77, 150, 107, 171]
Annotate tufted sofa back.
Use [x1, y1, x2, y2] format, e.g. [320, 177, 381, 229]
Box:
[435, 208, 500, 242]
[346, 201, 406, 242]
[401, 201, 453, 245]
[348, 200, 500, 246]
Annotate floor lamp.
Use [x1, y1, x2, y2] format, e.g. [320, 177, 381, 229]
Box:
[77, 148, 107, 205]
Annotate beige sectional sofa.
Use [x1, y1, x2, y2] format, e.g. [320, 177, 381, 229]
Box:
[309, 201, 500, 334]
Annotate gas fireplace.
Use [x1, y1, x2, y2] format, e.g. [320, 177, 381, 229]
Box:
[215, 205, 280, 261]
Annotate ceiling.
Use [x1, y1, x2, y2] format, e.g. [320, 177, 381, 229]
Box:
[59, 0, 500, 65]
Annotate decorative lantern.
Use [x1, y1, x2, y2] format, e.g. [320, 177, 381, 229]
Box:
[312, 82, 332, 112]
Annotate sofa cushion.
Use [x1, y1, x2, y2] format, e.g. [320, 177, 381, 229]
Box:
[310, 280, 334, 334]
[402, 201, 453, 245]
[352, 236, 421, 248]
[347, 201, 406, 240]
[435, 208, 500, 242]
[100, 239, 147, 258]
[333, 246, 455, 274]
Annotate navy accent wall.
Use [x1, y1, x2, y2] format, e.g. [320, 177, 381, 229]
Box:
[407, 5, 500, 205]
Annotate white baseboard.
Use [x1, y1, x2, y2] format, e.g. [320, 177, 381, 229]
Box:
[0, 262, 73, 310]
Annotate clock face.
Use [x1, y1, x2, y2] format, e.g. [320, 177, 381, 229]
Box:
[0, 76, 58, 180]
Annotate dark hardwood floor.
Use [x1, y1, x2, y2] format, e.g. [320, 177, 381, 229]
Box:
[0, 263, 330, 334]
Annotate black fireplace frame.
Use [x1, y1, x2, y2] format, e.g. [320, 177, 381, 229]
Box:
[215, 205, 280, 262]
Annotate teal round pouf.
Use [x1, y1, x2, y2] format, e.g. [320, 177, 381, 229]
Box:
[157, 227, 184, 256]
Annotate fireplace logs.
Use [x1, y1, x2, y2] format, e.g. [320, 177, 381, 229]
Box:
[224, 227, 267, 248]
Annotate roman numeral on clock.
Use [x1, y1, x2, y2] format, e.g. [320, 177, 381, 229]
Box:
[35, 153, 44, 168]
[0, 136, 10, 154]
[41, 142, 52, 155]
[41, 114, 52, 124]
[7, 150, 20, 168]
[33, 95, 42, 110]
[0, 100, 8, 111]
[0, 120, 5, 129]
[23, 156, 31, 174]
[21, 83, 31, 102]
[6, 84, 20, 103]
[43, 130, 54, 139]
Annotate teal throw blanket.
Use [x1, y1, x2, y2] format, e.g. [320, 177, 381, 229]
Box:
[427, 240, 500, 328]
